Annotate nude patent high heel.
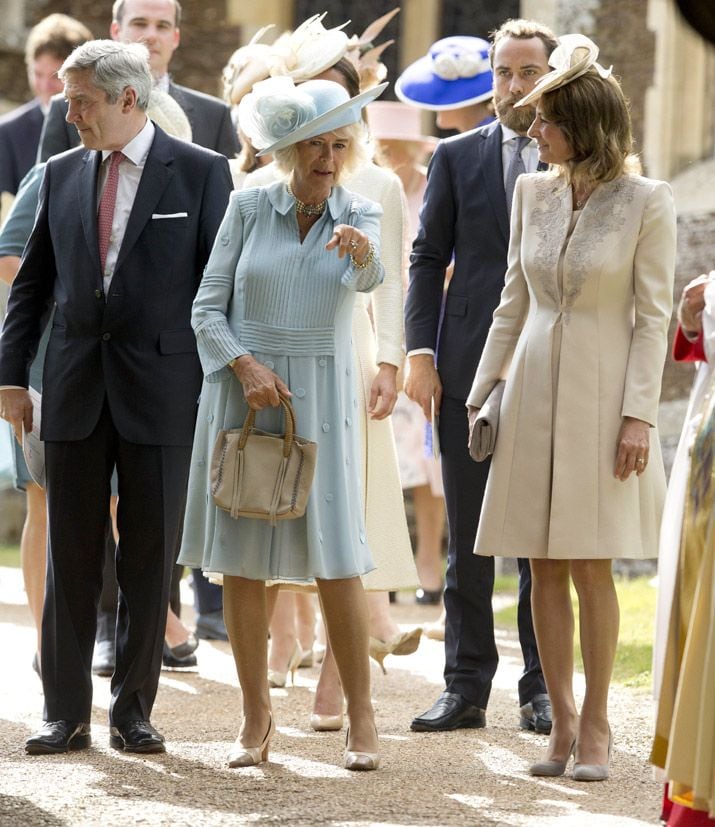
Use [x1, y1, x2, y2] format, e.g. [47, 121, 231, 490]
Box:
[368, 627, 422, 674]
[227, 715, 275, 768]
[310, 712, 344, 732]
[343, 727, 380, 771]
[268, 641, 304, 688]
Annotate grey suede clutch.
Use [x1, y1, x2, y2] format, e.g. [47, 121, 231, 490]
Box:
[469, 380, 505, 462]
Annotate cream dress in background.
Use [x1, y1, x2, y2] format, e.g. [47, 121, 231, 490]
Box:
[243, 160, 417, 590]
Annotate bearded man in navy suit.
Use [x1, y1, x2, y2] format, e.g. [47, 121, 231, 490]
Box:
[0, 39, 232, 755]
[406, 19, 559, 735]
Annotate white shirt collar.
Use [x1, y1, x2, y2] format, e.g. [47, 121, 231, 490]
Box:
[101, 118, 155, 166]
[500, 124, 535, 147]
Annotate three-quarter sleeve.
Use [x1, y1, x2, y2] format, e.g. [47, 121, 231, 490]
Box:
[621, 181, 676, 425]
[341, 200, 385, 294]
[369, 173, 406, 368]
[191, 193, 250, 381]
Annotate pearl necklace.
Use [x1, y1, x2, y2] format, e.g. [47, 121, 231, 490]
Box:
[287, 184, 327, 217]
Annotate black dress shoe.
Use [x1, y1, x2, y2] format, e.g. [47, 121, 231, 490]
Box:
[26, 721, 91, 755]
[109, 720, 166, 754]
[519, 693, 553, 734]
[411, 691, 486, 732]
[162, 640, 198, 669]
[92, 639, 116, 677]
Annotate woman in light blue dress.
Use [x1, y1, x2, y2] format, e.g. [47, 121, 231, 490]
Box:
[179, 77, 387, 770]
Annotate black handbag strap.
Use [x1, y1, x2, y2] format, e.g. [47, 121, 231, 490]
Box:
[237, 391, 297, 458]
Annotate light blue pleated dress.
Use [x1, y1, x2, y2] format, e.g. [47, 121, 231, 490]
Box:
[178, 181, 384, 581]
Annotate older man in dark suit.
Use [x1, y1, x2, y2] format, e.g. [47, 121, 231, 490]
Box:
[37, 0, 236, 646]
[0, 39, 232, 755]
[406, 19, 558, 735]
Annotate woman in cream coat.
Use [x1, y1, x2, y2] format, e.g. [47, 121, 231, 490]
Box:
[467, 36, 676, 782]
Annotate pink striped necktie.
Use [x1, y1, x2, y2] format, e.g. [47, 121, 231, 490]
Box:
[97, 151, 124, 271]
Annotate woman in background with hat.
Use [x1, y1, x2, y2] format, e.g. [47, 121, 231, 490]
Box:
[467, 35, 676, 781]
[369, 99, 447, 606]
[179, 76, 385, 771]
[395, 35, 495, 135]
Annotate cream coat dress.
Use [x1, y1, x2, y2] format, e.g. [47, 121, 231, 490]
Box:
[243, 161, 417, 589]
[467, 172, 676, 560]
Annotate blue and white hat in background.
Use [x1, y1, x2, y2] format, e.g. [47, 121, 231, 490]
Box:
[395, 36, 493, 111]
[238, 76, 388, 156]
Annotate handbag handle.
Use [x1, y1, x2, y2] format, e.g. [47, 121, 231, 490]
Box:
[237, 391, 297, 458]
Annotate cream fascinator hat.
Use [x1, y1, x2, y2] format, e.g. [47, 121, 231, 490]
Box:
[223, 10, 399, 107]
[238, 75, 387, 156]
[515, 34, 612, 108]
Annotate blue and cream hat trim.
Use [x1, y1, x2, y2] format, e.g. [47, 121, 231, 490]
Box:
[395, 36, 493, 111]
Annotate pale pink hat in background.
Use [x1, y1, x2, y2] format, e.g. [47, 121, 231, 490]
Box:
[367, 100, 437, 149]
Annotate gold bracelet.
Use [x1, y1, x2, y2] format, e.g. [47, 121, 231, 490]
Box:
[350, 241, 375, 270]
[228, 357, 239, 369]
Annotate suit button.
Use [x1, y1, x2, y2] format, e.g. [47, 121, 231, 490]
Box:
[322, 422, 330, 433]
[94, 289, 102, 299]
[102, 332, 111, 341]
[295, 388, 306, 398]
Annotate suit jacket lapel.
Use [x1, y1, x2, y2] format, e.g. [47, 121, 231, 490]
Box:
[113, 126, 174, 276]
[78, 150, 102, 279]
[479, 124, 510, 243]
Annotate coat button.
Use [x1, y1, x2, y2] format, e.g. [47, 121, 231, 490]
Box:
[264, 360, 275, 369]
[345, 417, 352, 427]
[94, 289, 102, 299]
[102, 332, 111, 341]
[359, 531, 366, 543]
[322, 422, 330, 433]
[295, 388, 306, 398]
[220, 234, 230, 246]
[207, 413, 214, 423]
[345, 367, 351, 376]
[319, 358, 327, 367]
[325, 493, 333, 502]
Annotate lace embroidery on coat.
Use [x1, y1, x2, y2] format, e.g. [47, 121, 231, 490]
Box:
[530, 176, 638, 322]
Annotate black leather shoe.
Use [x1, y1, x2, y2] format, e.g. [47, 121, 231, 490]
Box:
[520, 693, 553, 734]
[92, 639, 116, 677]
[162, 640, 198, 669]
[26, 721, 91, 755]
[194, 610, 228, 641]
[109, 721, 166, 754]
[411, 691, 486, 732]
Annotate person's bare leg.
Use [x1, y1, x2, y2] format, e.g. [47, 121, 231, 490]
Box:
[367, 591, 401, 641]
[530, 559, 579, 762]
[164, 605, 194, 648]
[317, 576, 377, 755]
[313, 637, 344, 716]
[267, 588, 299, 677]
[223, 575, 272, 746]
[412, 485, 445, 592]
[295, 592, 316, 654]
[20, 482, 47, 654]
[571, 558, 618, 765]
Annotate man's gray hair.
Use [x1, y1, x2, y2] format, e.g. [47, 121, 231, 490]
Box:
[59, 39, 152, 110]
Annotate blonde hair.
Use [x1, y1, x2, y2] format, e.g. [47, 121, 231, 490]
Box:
[273, 121, 372, 184]
[539, 69, 641, 188]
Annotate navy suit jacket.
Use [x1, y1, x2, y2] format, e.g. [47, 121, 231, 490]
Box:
[405, 122, 511, 402]
[37, 82, 239, 162]
[0, 124, 232, 446]
[0, 98, 44, 195]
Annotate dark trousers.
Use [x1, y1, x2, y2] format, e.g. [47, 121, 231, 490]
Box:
[439, 396, 545, 709]
[42, 402, 191, 725]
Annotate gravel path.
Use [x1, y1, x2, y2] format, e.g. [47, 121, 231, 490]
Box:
[0, 568, 662, 826]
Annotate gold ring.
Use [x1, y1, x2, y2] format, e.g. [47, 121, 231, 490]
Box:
[636, 458, 645, 464]
[349, 240, 358, 249]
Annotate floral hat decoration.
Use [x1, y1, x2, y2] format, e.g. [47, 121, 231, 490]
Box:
[515, 34, 612, 108]
[238, 75, 387, 156]
[395, 36, 493, 111]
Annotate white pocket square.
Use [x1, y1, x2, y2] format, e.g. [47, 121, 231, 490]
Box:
[152, 212, 188, 219]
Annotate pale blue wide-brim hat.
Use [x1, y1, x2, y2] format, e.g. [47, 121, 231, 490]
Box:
[238, 76, 387, 157]
[395, 36, 493, 111]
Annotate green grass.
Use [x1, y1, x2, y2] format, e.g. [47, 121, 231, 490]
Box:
[493, 575, 656, 688]
[0, 545, 20, 568]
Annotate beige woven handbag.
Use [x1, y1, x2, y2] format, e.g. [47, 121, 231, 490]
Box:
[210, 392, 317, 523]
